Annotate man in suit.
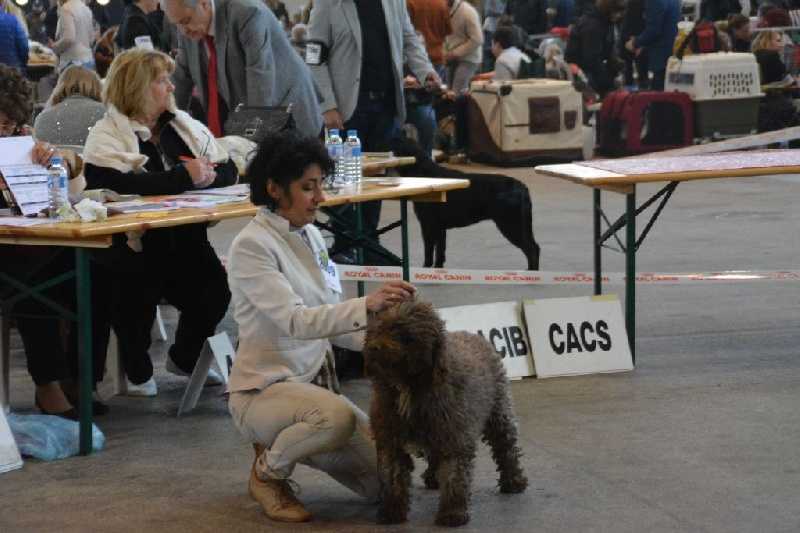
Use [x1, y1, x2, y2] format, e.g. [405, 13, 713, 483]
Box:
[307, 0, 440, 264]
[162, 0, 322, 137]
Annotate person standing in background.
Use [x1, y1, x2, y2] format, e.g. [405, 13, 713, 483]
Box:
[620, 0, 648, 90]
[506, 0, 548, 35]
[564, 0, 624, 97]
[625, 0, 679, 91]
[407, 0, 452, 82]
[117, 0, 164, 50]
[0, 0, 29, 71]
[307, 0, 439, 264]
[481, 0, 507, 71]
[50, 0, 96, 71]
[445, 0, 483, 93]
[163, 0, 322, 137]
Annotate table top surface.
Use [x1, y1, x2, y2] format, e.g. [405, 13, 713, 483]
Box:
[536, 150, 800, 190]
[0, 176, 469, 247]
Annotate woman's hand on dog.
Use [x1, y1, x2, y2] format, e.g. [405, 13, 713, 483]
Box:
[366, 281, 416, 312]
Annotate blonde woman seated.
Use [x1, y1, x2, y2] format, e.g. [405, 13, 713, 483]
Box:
[83, 49, 236, 396]
[34, 65, 105, 146]
[227, 132, 416, 522]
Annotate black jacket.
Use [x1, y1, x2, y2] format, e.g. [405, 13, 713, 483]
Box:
[116, 3, 163, 51]
[84, 112, 238, 257]
[565, 5, 619, 96]
[506, 0, 548, 35]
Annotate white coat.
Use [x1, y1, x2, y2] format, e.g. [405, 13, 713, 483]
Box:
[227, 208, 366, 393]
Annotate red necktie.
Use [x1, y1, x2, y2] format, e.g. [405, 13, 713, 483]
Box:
[205, 35, 222, 137]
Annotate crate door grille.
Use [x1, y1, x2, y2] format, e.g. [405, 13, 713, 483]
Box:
[528, 97, 561, 134]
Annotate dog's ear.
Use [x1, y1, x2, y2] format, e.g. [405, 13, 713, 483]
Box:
[402, 301, 446, 373]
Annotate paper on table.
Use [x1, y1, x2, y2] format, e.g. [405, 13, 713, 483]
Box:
[0, 216, 51, 227]
[190, 183, 250, 196]
[105, 200, 176, 213]
[0, 136, 50, 216]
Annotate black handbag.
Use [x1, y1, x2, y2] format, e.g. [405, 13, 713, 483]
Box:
[223, 103, 296, 142]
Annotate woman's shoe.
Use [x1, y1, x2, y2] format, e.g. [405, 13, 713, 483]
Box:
[60, 381, 111, 415]
[34, 396, 79, 421]
[124, 377, 157, 397]
[249, 443, 311, 522]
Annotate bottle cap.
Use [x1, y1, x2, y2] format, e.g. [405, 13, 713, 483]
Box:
[347, 129, 358, 137]
[329, 128, 339, 135]
[50, 156, 63, 165]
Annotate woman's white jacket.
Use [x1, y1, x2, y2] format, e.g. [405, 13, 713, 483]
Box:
[226, 208, 366, 393]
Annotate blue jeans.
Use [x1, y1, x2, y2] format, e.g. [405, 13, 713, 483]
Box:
[405, 103, 436, 157]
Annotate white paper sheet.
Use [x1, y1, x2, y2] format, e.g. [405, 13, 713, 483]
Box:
[0, 217, 50, 227]
[0, 136, 35, 166]
[0, 136, 50, 216]
[190, 184, 250, 196]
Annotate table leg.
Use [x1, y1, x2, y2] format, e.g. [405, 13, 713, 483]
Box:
[401, 199, 409, 281]
[75, 248, 94, 455]
[625, 188, 636, 363]
[593, 188, 602, 296]
[356, 203, 365, 298]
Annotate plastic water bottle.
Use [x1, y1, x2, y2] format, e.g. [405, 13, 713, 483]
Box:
[326, 129, 344, 186]
[48, 156, 69, 218]
[345, 130, 362, 184]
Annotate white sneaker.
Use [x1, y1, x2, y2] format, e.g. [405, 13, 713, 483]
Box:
[125, 377, 158, 397]
[165, 357, 224, 386]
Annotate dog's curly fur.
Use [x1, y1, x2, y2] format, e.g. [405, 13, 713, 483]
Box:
[364, 301, 528, 527]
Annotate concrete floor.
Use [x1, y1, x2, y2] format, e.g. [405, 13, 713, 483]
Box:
[1, 163, 799, 532]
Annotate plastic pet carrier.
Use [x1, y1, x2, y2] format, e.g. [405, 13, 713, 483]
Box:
[665, 52, 763, 137]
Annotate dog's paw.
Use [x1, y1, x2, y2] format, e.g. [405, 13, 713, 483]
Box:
[435, 509, 470, 527]
[499, 473, 528, 494]
[422, 469, 439, 490]
[377, 507, 408, 524]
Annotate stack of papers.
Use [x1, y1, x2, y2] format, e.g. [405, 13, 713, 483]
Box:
[0, 137, 49, 216]
[106, 187, 249, 214]
[0, 217, 51, 227]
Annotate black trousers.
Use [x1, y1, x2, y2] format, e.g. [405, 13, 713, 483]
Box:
[325, 94, 398, 262]
[0, 247, 110, 387]
[102, 229, 231, 384]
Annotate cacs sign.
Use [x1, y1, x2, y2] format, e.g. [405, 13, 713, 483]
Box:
[524, 295, 632, 378]
[438, 301, 535, 379]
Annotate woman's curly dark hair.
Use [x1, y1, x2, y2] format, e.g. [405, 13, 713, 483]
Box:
[0, 65, 33, 129]
[247, 131, 334, 210]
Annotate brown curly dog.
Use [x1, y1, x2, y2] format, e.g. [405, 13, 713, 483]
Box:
[363, 300, 528, 527]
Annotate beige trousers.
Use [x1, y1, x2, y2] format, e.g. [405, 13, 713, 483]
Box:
[229, 382, 379, 500]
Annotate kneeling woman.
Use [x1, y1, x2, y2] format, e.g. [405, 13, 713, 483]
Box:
[227, 133, 416, 522]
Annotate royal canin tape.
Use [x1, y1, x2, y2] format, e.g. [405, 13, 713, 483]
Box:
[336, 266, 800, 285]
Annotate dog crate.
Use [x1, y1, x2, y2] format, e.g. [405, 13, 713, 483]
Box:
[597, 90, 694, 156]
[665, 52, 763, 137]
[467, 79, 584, 165]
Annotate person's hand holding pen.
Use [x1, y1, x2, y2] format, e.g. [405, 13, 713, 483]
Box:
[181, 156, 217, 188]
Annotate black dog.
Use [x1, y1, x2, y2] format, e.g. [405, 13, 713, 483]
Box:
[391, 138, 540, 270]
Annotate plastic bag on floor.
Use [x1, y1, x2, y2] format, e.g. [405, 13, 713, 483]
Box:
[7, 414, 105, 461]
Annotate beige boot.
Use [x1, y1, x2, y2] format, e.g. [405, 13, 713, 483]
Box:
[249, 444, 312, 523]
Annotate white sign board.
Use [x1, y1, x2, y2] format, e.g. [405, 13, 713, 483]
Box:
[438, 301, 535, 379]
[523, 295, 633, 378]
[0, 409, 23, 474]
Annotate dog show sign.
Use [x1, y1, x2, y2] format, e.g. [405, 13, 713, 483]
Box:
[438, 301, 535, 379]
[522, 295, 633, 378]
